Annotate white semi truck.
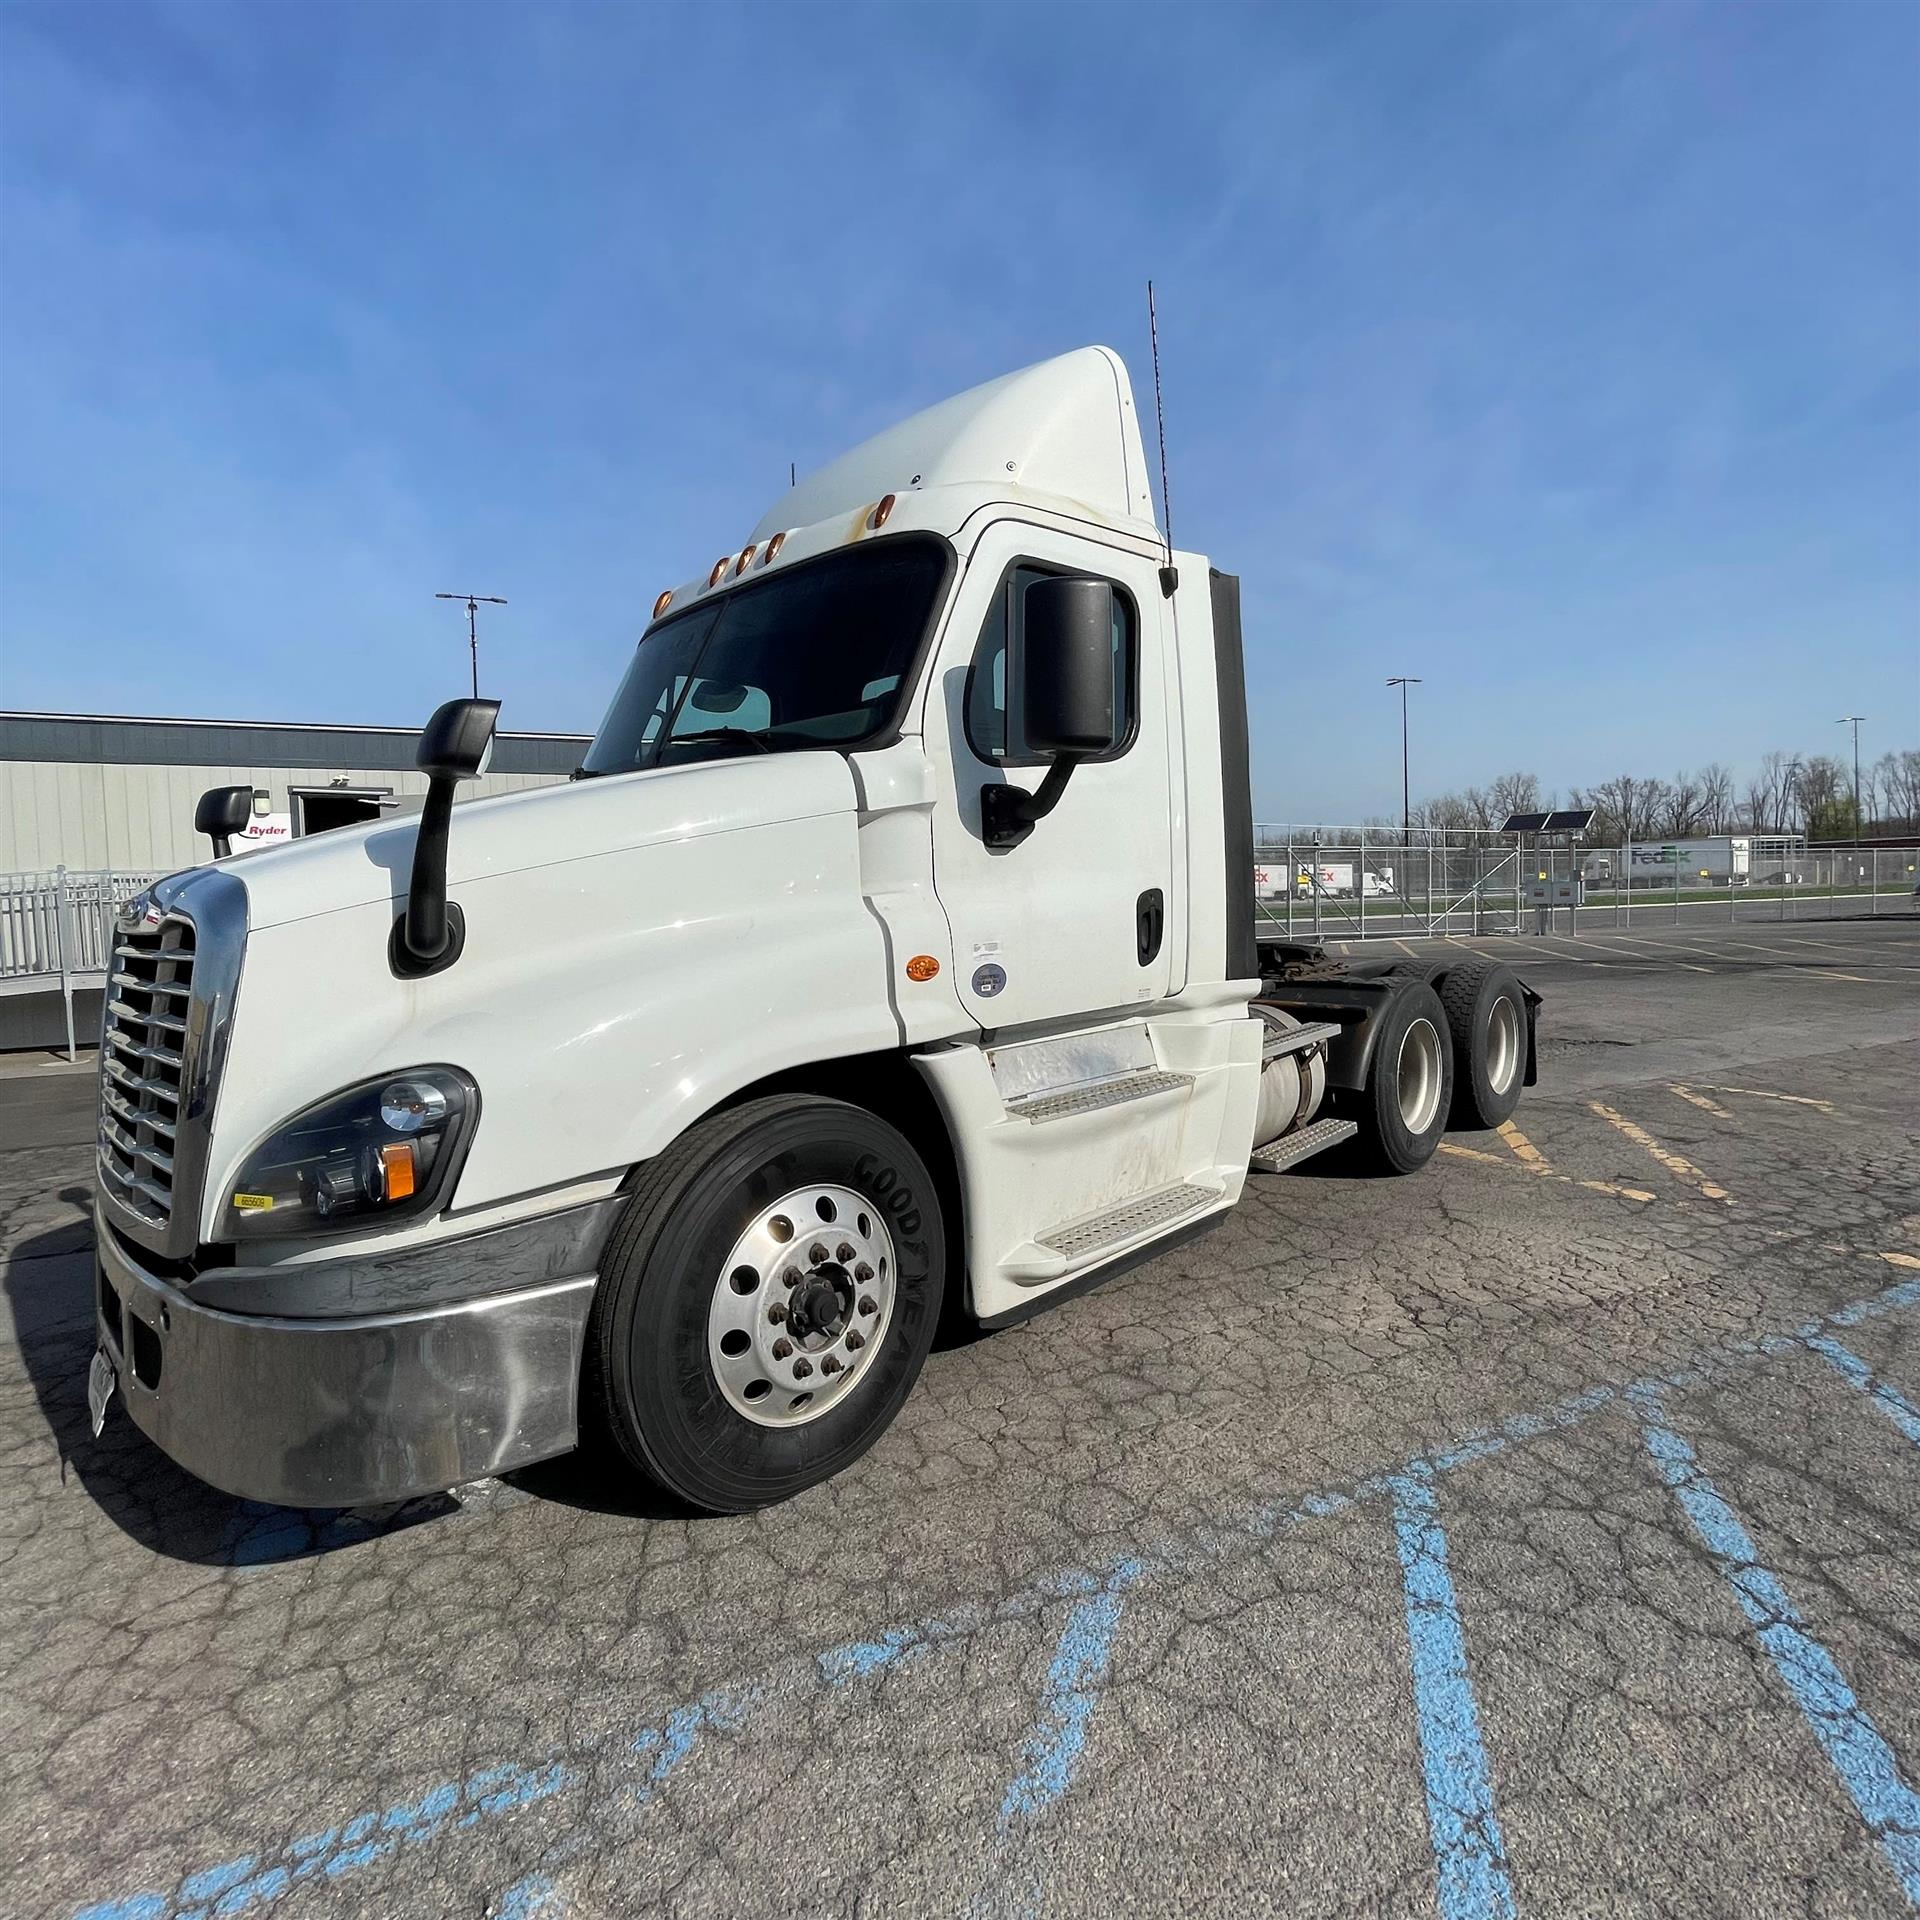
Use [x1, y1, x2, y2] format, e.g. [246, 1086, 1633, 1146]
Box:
[89, 348, 1538, 1514]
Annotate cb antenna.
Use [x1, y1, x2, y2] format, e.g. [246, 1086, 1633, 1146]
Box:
[1147, 280, 1178, 598]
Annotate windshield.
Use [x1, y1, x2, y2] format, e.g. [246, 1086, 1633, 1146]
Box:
[579, 535, 951, 777]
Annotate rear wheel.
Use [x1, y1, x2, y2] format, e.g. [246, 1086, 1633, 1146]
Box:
[584, 1094, 945, 1512]
[1337, 982, 1454, 1174]
[1437, 961, 1527, 1129]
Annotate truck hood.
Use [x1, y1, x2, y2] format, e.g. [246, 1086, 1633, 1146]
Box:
[225, 752, 861, 932]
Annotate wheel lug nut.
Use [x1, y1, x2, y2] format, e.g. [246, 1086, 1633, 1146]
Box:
[855, 1263, 873, 1283]
[821, 1356, 842, 1376]
[783, 1268, 802, 1289]
[767, 1303, 787, 1324]
[845, 1329, 864, 1351]
[772, 1338, 793, 1360]
[836, 1241, 855, 1263]
[792, 1357, 813, 1379]
[808, 1242, 829, 1265]
[859, 1295, 878, 1317]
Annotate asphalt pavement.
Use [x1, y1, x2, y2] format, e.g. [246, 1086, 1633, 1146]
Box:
[2, 919, 1917, 1919]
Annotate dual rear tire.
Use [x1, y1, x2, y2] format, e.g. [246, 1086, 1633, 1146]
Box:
[1339, 960, 1528, 1173]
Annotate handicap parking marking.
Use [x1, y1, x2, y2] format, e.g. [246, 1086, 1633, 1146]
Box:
[69, 1260, 1920, 1920]
[1632, 1387, 1920, 1906]
[1390, 1472, 1518, 1920]
[1809, 1336, 1920, 1454]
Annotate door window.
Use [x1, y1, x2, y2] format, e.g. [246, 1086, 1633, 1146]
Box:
[963, 564, 1137, 767]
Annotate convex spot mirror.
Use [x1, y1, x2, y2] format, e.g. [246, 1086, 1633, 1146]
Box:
[1021, 576, 1118, 759]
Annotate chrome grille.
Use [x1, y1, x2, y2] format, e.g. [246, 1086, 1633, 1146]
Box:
[97, 914, 197, 1229]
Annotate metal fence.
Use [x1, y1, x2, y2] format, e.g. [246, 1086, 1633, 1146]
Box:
[1250, 828, 1920, 942]
[1, 867, 161, 1058]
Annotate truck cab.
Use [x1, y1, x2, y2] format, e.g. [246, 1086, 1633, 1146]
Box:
[89, 347, 1536, 1514]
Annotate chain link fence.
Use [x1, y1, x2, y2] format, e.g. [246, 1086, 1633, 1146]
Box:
[1250, 828, 1919, 941]
[1, 868, 161, 1058]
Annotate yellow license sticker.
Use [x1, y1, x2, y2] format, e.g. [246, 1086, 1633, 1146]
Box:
[232, 1193, 274, 1211]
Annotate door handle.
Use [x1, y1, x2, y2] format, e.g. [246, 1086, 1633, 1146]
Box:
[1137, 888, 1165, 966]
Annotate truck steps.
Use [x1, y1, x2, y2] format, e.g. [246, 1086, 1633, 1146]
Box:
[1261, 1019, 1340, 1061]
[1248, 1116, 1357, 1175]
[1035, 1180, 1219, 1261]
[1006, 1068, 1193, 1125]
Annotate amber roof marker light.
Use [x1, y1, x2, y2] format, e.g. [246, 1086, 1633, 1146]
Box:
[652, 589, 674, 620]
[868, 494, 896, 531]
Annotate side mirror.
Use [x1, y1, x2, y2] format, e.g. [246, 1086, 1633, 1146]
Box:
[195, 785, 256, 859]
[980, 576, 1115, 850]
[417, 697, 499, 780]
[392, 697, 500, 978]
[1020, 576, 1118, 757]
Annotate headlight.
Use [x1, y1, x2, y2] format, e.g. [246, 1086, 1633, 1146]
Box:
[219, 1067, 478, 1241]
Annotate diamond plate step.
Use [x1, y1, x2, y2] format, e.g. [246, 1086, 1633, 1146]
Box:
[1006, 1068, 1194, 1125]
[1035, 1181, 1219, 1260]
[1248, 1115, 1358, 1174]
[1260, 1019, 1340, 1061]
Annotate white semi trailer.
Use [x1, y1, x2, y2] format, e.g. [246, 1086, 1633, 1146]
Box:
[88, 348, 1538, 1514]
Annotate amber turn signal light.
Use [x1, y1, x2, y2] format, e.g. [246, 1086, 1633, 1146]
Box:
[378, 1142, 417, 1202]
[904, 954, 940, 982]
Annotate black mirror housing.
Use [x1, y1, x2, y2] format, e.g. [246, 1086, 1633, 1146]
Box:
[195, 784, 256, 858]
[392, 698, 501, 978]
[1021, 576, 1117, 758]
[417, 698, 500, 779]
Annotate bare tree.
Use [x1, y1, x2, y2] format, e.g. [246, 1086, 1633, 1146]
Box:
[1698, 763, 1735, 834]
[1657, 772, 1704, 837]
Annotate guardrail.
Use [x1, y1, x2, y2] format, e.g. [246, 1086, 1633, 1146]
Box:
[0, 867, 162, 1058]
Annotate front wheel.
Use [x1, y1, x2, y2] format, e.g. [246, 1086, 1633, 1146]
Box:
[1336, 982, 1454, 1175]
[584, 1095, 945, 1512]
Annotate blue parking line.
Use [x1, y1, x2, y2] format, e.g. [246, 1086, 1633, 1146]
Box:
[1390, 1473, 1518, 1920]
[998, 1559, 1143, 1829]
[73, 1264, 1920, 1920]
[1809, 1335, 1920, 1452]
[1633, 1388, 1920, 1905]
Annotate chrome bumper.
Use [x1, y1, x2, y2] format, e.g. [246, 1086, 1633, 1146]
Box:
[94, 1210, 599, 1507]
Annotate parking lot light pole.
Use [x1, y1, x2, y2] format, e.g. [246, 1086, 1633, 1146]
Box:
[437, 592, 508, 699]
[1836, 715, 1864, 854]
[1387, 677, 1421, 838]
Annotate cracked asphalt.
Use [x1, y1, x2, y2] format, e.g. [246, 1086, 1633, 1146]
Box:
[3, 918, 1917, 1919]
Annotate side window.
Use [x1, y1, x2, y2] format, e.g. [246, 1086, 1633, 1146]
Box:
[963, 564, 1137, 766]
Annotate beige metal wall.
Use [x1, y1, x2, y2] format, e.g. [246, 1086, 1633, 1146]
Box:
[0, 760, 567, 874]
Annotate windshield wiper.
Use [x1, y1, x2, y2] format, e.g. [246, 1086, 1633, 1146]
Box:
[659, 730, 774, 756]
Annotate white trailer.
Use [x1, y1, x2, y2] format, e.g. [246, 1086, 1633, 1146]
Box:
[88, 348, 1539, 1514]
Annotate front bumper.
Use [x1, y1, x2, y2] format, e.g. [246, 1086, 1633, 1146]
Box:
[94, 1210, 601, 1507]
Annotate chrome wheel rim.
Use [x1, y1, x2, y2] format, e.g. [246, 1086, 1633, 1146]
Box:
[1485, 993, 1522, 1096]
[1396, 1017, 1444, 1135]
[707, 1183, 896, 1428]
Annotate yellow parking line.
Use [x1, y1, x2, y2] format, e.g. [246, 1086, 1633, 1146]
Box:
[1436, 1141, 1652, 1203]
[1801, 968, 1876, 984]
[1496, 1119, 1554, 1174]
[1580, 1179, 1656, 1203]
[1569, 936, 1712, 973]
[1587, 1101, 1732, 1202]
[1698, 1084, 1836, 1114]
[1394, 939, 1418, 957]
[1669, 1084, 1734, 1120]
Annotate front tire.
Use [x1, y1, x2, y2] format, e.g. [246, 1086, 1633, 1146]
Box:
[584, 1095, 945, 1513]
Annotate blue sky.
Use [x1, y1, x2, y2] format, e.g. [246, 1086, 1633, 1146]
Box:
[1, 0, 1914, 819]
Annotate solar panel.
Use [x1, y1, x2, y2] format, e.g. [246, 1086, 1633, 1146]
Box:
[1500, 811, 1551, 833]
[1544, 807, 1597, 832]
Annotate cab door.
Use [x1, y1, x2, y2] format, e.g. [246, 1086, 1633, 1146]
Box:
[925, 519, 1176, 1031]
